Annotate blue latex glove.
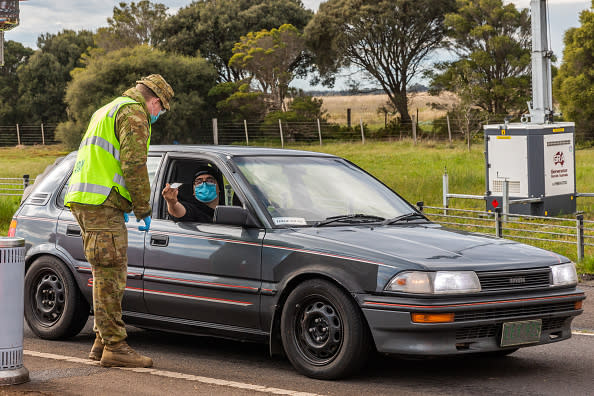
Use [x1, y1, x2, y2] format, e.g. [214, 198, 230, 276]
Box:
[138, 216, 151, 231]
[123, 212, 130, 223]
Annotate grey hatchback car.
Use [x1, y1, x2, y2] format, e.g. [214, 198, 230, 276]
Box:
[10, 145, 585, 379]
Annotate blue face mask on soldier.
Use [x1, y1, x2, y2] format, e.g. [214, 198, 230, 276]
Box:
[194, 182, 217, 203]
[150, 110, 164, 124]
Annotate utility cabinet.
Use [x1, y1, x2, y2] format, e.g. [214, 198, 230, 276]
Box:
[484, 122, 576, 216]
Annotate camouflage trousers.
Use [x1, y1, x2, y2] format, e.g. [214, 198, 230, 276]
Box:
[70, 204, 128, 345]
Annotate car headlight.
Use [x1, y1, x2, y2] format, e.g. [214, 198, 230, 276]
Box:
[550, 262, 578, 286]
[385, 271, 481, 294]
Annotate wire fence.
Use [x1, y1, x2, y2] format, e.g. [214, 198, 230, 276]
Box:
[0, 116, 591, 147]
[418, 204, 593, 262]
[0, 124, 57, 146]
[204, 116, 516, 147]
[0, 175, 33, 197]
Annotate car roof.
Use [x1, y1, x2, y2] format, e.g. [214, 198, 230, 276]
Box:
[148, 145, 338, 158]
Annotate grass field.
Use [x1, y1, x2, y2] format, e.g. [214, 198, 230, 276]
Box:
[1, 141, 592, 271]
[317, 92, 457, 128]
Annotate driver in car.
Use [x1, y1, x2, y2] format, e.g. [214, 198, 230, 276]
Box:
[162, 169, 220, 222]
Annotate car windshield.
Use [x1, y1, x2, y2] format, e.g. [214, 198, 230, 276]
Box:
[234, 156, 417, 226]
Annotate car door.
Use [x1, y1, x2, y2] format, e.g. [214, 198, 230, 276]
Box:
[54, 154, 164, 313]
[142, 154, 264, 331]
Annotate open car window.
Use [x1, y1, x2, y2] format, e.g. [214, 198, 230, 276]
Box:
[158, 157, 243, 221]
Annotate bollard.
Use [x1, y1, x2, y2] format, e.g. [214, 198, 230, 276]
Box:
[0, 237, 29, 385]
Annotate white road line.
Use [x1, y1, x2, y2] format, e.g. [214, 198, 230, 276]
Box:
[24, 350, 320, 396]
[572, 330, 594, 336]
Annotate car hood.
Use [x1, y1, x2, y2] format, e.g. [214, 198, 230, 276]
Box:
[290, 224, 566, 271]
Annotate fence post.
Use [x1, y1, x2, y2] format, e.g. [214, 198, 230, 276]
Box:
[278, 119, 284, 148]
[360, 118, 365, 144]
[577, 213, 584, 261]
[16, 124, 21, 146]
[495, 208, 503, 238]
[23, 175, 29, 190]
[317, 118, 322, 146]
[446, 114, 452, 143]
[502, 179, 509, 221]
[243, 120, 249, 146]
[412, 115, 417, 144]
[41, 123, 45, 145]
[442, 169, 449, 216]
[347, 108, 351, 128]
[212, 118, 218, 145]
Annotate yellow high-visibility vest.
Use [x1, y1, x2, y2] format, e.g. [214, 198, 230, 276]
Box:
[64, 96, 151, 206]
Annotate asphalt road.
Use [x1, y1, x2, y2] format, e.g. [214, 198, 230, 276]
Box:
[4, 283, 594, 396]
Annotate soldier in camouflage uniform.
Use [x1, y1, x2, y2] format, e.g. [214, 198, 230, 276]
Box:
[66, 74, 174, 368]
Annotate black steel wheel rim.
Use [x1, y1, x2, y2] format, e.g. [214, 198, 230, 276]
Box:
[294, 296, 343, 366]
[31, 268, 65, 327]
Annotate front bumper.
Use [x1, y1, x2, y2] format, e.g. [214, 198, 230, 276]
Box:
[360, 289, 585, 355]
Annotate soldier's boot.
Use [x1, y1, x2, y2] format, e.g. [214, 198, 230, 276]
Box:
[88, 334, 104, 361]
[100, 341, 153, 368]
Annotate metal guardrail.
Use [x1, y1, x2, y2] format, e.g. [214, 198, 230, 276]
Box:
[442, 171, 593, 216]
[418, 203, 593, 261]
[0, 175, 32, 197]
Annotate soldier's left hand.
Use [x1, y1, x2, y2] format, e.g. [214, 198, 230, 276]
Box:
[138, 216, 151, 231]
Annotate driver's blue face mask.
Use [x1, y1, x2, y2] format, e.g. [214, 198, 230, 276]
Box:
[194, 182, 217, 203]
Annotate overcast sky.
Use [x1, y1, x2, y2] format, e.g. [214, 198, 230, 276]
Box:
[3, 0, 592, 89]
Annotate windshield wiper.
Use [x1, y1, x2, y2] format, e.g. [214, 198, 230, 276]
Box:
[314, 214, 385, 227]
[381, 212, 427, 225]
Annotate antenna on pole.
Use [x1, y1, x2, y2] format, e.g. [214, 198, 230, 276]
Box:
[528, 0, 554, 124]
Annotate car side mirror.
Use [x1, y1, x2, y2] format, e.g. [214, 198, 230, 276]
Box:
[213, 206, 259, 228]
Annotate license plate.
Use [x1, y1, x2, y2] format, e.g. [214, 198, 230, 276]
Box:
[500, 319, 542, 347]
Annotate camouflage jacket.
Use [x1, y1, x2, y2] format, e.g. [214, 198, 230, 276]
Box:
[102, 87, 152, 220]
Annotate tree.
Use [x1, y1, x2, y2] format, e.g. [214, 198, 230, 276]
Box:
[209, 81, 268, 123]
[428, 0, 531, 116]
[553, 3, 594, 140]
[263, 90, 327, 141]
[230, 24, 306, 111]
[305, 0, 455, 124]
[155, 0, 312, 83]
[17, 30, 95, 124]
[56, 45, 218, 149]
[445, 63, 485, 150]
[0, 40, 33, 124]
[95, 1, 168, 52]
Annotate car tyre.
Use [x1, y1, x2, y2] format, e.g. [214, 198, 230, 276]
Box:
[24, 255, 89, 339]
[280, 279, 371, 380]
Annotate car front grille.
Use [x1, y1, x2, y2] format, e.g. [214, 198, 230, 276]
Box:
[455, 316, 570, 340]
[456, 325, 498, 340]
[454, 302, 575, 322]
[477, 268, 551, 291]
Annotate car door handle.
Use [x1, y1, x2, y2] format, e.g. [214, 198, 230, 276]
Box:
[66, 225, 81, 237]
[150, 234, 169, 247]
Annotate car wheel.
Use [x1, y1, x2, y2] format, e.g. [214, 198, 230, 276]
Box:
[280, 279, 371, 379]
[24, 256, 89, 339]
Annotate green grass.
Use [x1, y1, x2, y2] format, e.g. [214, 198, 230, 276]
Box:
[0, 145, 69, 235]
[1, 141, 593, 272]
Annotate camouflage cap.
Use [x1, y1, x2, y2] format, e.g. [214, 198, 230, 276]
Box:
[136, 74, 174, 111]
